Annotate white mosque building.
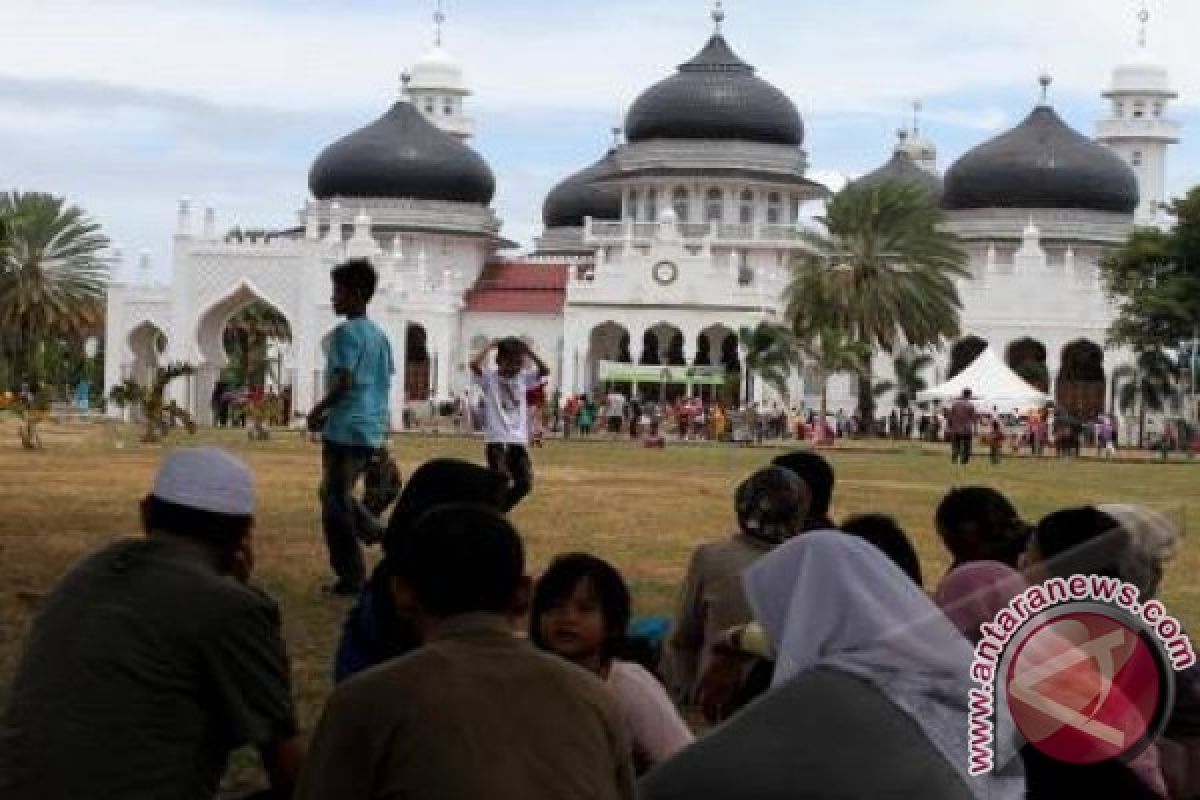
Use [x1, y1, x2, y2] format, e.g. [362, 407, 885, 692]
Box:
[104, 4, 1180, 427]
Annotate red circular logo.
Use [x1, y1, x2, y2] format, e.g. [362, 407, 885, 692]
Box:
[1005, 611, 1164, 765]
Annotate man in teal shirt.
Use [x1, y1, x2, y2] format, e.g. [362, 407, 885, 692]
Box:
[308, 258, 394, 596]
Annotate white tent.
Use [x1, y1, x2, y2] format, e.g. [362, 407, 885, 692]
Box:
[918, 347, 1051, 407]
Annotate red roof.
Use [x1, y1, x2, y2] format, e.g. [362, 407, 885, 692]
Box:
[464, 261, 568, 314]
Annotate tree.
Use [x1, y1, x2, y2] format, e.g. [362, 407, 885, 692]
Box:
[1115, 350, 1180, 449]
[785, 182, 967, 425]
[1102, 188, 1200, 353]
[738, 322, 801, 404]
[108, 362, 197, 443]
[222, 302, 291, 387]
[794, 325, 871, 438]
[0, 192, 110, 385]
[871, 350, 933, 410]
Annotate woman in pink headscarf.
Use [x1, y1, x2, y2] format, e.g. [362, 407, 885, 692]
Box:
[934, 561, 1028, 645]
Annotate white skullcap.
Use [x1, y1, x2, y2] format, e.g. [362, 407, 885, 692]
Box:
[151, 447, 255, 516]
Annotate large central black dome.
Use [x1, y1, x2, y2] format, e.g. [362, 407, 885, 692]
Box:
[542, 150, 621, 228]
[624, 35, 803, 146]
[309, 101, 495, 204]
[942, 106, 1138, 214]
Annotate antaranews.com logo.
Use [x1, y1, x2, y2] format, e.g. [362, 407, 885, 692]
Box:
[968, 575, 1196, 775]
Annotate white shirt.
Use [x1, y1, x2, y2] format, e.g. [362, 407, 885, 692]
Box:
[606, 393, 626, 419]
[606, 660, 694, 767]
[475, 367, 539, 444]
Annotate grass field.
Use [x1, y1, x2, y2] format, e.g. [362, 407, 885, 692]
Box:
[1, 420, 1198, 788]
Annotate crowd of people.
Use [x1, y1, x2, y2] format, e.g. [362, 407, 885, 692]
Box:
[3, 443, 1195, 799]
[4, 259, 1198, 798]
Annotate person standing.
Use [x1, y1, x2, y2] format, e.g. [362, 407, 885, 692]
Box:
[470, 337, 550, 510]
[308, 258, 395, 597]
[947, 388, 977, 465]
[605, 389, 626, 439]
[0, 448, 304, 800]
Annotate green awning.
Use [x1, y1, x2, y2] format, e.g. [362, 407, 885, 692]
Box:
[597, 361, 726, 385]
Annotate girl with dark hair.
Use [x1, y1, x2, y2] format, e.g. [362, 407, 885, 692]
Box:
[934, 486, 1032, 571]
[532, 553, 693, 773]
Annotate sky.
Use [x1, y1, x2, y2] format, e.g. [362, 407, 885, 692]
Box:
[3, 0, 1200, 278]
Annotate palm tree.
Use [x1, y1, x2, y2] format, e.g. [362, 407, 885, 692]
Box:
[1115, 351, 1179, 449]
[786, 182, 968, 425]
[0, 192, 110, 385]
[223, 301, 291, 387]
[871, 350, 934, 410]
[738, 322, 801, 404]
[795, 325, 871, 437]
[108, 362, 197, 443]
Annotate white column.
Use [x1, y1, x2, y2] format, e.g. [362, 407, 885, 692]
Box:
[434, 319, 452, 402]
[389, 315, 408, 431]
[683, 333, 698, 397]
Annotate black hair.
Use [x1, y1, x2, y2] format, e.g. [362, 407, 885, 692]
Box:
[331, 258, 378, 303]
[1033, 507, 1127, 582]
[529, 553, 631, 659]
[143, 495, 252, 553]
[495, 337, 525, 362]
[841, 514, 924, 587]
[934, 486, 1031, 568]
[771, 451, 835, 524]
[382, 459, 509, 563]
[387, 504, 525, 618]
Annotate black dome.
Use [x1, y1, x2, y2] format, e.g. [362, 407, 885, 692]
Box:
[942, 106, 1138, 214]
[542, 151, 622, 228]
[625, 35, 803, 146]
[852, 151, 944, 200]
[309, 101, 495, 204]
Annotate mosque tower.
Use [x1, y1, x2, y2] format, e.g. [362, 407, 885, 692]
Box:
[1095, 4, 1179, 226]
[403, 2, 474, 141]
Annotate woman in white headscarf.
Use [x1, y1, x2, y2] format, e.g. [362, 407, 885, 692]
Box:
[641, 532, 1024, 800]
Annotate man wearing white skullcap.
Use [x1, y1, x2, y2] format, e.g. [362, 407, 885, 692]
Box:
[0, 448, 305, 800]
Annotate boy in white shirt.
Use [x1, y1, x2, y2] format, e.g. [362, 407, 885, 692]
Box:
[469, 338, 550, 510]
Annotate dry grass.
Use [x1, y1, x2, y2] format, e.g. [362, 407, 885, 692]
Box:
[2, 418, 1198, 785]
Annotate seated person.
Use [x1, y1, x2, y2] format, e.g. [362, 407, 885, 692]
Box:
[0, 448, 303, 800]
[296, 505, 635, 800]
[841, 512, 924, 587]
[771, 450, 836, 530]
[334, 458, 509, 682]
[660, 466, 809, 705]
[531, 553, 693, 773]
[642, 532, 1025, 800]
[935, 486, 1031, 574]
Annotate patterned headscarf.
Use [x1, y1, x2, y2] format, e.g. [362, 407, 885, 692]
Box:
[734, 466, 810, 545]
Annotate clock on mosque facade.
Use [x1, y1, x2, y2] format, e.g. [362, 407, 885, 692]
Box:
[651, 260, 679, 286]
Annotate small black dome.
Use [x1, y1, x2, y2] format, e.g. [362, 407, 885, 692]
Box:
[852, 152, 944, 200]
[542, 151, 621, 228]
[309, 101, 495, 204]
[625, 35, 803, 146]
[942, 106, 1138, 214]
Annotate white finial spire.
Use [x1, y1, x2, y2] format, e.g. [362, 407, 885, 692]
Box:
[912, 99, 923, 135]
[712, 0, 725, 33]
[611, 126, 622, 148]
[1038, 73, 1053, 104]
[1137, 3, 1150, 48]
[433, 0, 446, 47]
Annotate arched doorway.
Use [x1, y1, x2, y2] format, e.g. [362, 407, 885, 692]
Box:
[1056, 340, 1106, 420]
[127, 322, 166, 387]
[586, 322, 631, 394]
[406, 324, 431, 402]
[195, 285, 294, 427]
[948, 336, 988, 380]
[1005, 337, 1049, 392]
[722, 332, 743, 403]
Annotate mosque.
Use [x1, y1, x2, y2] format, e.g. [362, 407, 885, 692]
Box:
[103, 3, 1180, 427]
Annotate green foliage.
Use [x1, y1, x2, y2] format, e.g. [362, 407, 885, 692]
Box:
[222, 302, 291, 387]
[0, 192, 110, 386]
[1101, 188, 1200, 351]
[108, 362, 197, 443]
[793, 325, 871, 426]
[1115, 351, 1181, 448]
[1013, 361, 1051, 393]
[738, 322, 802, 404]
[12, 387, 52, 450]
[873, 350, 933, 410]
[786, 182, 967, 420]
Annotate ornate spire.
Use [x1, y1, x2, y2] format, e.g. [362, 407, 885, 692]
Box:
[611, 126, 623, 148]
[1137, 2, 1150, 49]
[912, 99, 923, 136]
[712, 0, 725, 34]
[433, 0, 446, 47]
[1038, 73, 1053, 105]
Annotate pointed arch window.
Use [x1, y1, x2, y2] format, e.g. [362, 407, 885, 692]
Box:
[628, 190, 639, 221]
[672, 187, 690, 222]
[739, 190, 755, 225]
[705, 188, 723, 223]
[766, 192, 783, 225]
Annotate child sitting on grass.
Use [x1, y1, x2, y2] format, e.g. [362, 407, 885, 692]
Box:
[531, 553, 693, 773]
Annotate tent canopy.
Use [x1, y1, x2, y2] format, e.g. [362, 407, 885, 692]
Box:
[917, 347, 1050, 407]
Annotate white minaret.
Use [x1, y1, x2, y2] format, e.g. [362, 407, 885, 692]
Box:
[402, 1, 474, 140]
[896, 100, 938, 174]
[1096, 4, 1179, 226]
